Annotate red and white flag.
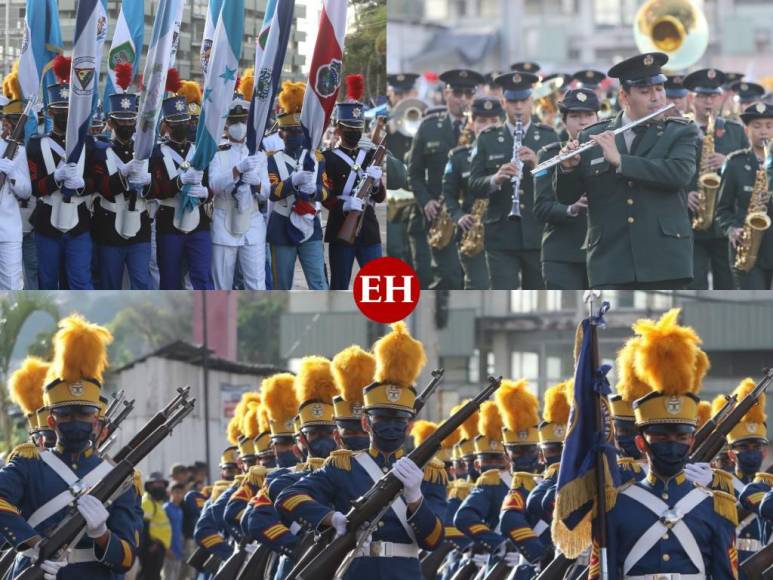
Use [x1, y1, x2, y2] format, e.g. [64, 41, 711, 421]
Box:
[300, 0, 347, 149]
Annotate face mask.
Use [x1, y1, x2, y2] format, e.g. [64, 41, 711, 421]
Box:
[647, 441, 690, 478]
[736, 449, 763, 474]
[370, 418, 407, 453]
[53, 115, 68, 133]
[149, 488, 167, 502]
[341, 129, 362, 148]
[228, 122, 247, 142]
[307, 436, 337, 458]
[276, 450, 298, 468]
[168, 124, 188, 143]
[114, 125, 135, 142]
[57, 420, 93, 452]
[510, 452, 540, 473]
[187, 123, 198, 142]
[41, 430, 57, 448]
[284, 133, 304, 152]
[465, 461, 480, 482]
[342, 435, 370, 451]
[616, 434, 642, 460]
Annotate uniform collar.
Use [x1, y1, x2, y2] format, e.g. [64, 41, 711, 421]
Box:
[644, 469, 686, 490]
[367, 445, 405, 464]
[53, 443, 95, 462]
[506, 118, 530, 135]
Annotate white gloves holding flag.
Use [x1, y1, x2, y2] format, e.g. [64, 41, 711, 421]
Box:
[180, 167, 204, 185]
[343, 196, 364, 213]
[127, 159, 151, 188]
[77, 495, 109, 538]
[291, 170, 315, 188]
[684, 462, 713, 487]
[329, 511, 348, 538]
[237, 156, 258, 175]
[366, 165, 383, 182]
[63, 164, 85, 191]
[0, 158, 16, 177]
[392, 457, 423, 504]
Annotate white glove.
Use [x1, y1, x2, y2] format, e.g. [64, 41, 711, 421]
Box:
[242, 170, 260, 186]
[357, 135, 375, 151]
[471, 553, 488, 567]
[504, 551, 521, 566]
[237, 156, 258, 174]
[180, 167, 204, 185]
[684, 462, 713, 487]
[299, 182, 317, 196]
[64, 173, 85, 191]
[343, 196, 364, 213]
[291, 170, 315, 187]
[40, 557, 67, 580]
[244, 542, 258, 554]
[365, 165, 383, 182]
[0, 158, 15, 175]
[254, 152, 268, 173]
[77, 494, 109, 538]
[53, 163, 69, 184]
[329, 511, 347, 538]
[392, 457, 423, 504]
[116, 158, 131, 177]
[188, 183, 209, 199]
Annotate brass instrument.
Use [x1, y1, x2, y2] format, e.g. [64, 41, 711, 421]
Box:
[633, 0, 709, 71]
[734, 139, 772, 272]
[534, 77, 565, 127]
[459, 198, 488, 257]
[507, 120, 524, 221]
[389, 98, 428, 138]
[692, 113, 721, 230]
[427, 197, 455, 249]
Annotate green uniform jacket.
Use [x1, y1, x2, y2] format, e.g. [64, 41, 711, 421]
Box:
[386, 130, 414, 165]
[443, 144, 474, 224]
[555, 112, 700, 286]
[534, 141, 587, 263]
[469, 121, 559, 251]
[715, 148, 773, 270]
[691, 117, 748, 240]
[387, 151, 408, 191]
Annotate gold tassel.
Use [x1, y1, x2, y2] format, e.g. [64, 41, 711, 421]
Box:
[753, 472, 773, 486]
[713, 490, 739, 526]
[512, 472, 537, 492]
[8, 443, 39, 461]
[544, 463, 560, 479]
[572, 320, 583, 367]
[293, 462, 307, 473]
[324, 449, 353, 471]
[306, 457, 326, 472]
[478, 469, 501, 487]
[133, 470, 143, 497]
[552, 514, 592, 559]
[423, 458, 449, 485]
[245, 465, 269, 487]
[710, 469, 735, 494]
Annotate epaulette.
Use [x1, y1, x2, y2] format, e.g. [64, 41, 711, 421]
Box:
[324, 448, 354, 472]
[448, 478, 473, 501]
[665, 116, 691, 125]
[725, 148, 751, 163]
[581, 119, 613, 135]
[477, 469, 502, 487]
[753, 473, 773, 486]
[306, 457, 326, 472]
[244, 465, 269, 487]
[480, 125, 501, 137]
[544, 463, 560, 479]
[618, 457, 643, 473]
[293, 461, 307, 473]
[538, 141, 561, 156]
[218, 143, 231, 151]
[708, 469, 735, 495]
[511, 471, 539, 492]
[210, 479, 233, 501]
[713, 489, 739, 526]
[423, 457, 448, 485]
[133, 469, 143, 497]
[233, 474, 245, 486]
[449, 144, 472, 157]
[7, 442, 39, 461]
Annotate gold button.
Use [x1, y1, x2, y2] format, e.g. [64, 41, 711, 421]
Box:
[661, 493, 668, 499]
[662, 533, 669, 540]
[628, 217, 635, 224]
[382, 467, 388, 473]
[663, 554, 670, 561]
[379, 522, 385, 528]
[627, 198, 634, 205]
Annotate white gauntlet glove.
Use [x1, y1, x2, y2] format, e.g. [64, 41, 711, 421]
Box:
[365, 165, 383, 182]
[684, 462, 713, 487]
[77, 494, 109, 538]
[53, 163, 69, 184]
[64, 166, 85, 191]
[188, 183, 209, 199]
[343, 196, 364, 213]
[242, 170, 260, 186]
[291, 170, 314, 187]
[392, 457, 423, 504]
[237, 156, 258, 174]
[329, 511, 348, 538]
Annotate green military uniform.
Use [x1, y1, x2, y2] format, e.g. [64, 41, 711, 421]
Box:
[385, 149, 414, 267]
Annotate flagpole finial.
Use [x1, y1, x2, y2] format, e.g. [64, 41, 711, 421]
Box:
[583, 290, 601, 316]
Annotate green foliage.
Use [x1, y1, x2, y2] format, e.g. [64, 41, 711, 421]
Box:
[343, 0, 386, 100]
[237, 294, 287, 365]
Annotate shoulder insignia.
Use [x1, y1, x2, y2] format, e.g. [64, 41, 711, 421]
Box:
[293, 462, 307, 473]
[449, 478, 473, 501]
[511, 471, 539, 492]
[753, 473, 773, 487]
[210, 480, 231, 501]
[480, 125, 501, 137]
[423, 457, 449, 485]
[306, 457, 326, 472]
[244, 465, 269, 487]
[617, 457, 643, 473]
[665, 116, 691, 125]
[324, 448, 354, 472]
[7, 442, 40, 462]
[713, 489, 739, 526]
[477, 469, 502, 487]
[502, 488, 526, 511]
[544, 463, 560, 479]
[707, 469, 735, 494]
[133, 469, 143, 497]
[450, 144, 472, 156]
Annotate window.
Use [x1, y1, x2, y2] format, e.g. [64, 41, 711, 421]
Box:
[546, 356, 563, 380]
[469, 349, 481, 383]
[510, 291, 538, 313]
[487, 352, 496, 376]
[545, 291, 563, 312]
[511, 351, 539, 381]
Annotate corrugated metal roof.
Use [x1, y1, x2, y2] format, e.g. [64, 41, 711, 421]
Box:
[280, 313, 369, 359]
[682, 302, 773, 351]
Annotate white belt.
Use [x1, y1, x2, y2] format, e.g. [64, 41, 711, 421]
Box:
[353, 541, 419, 559]
[40, 195, 87, 207]
[736, 538, 763, 552]
[100, 197, 146, 214]
[67, 547, 97, 564]
[625, 575, 704, 580]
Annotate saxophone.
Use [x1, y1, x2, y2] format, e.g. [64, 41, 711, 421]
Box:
[692, 113, 722, 230]
[459, 198, 488, 257]
[734, 139, 771, 272]
[427, 196, 455, 249]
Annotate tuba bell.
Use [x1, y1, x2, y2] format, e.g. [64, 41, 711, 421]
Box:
[389, 98, 428, 138]
[633, 0, 709, 71]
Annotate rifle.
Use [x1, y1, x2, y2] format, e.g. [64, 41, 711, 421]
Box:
[0, 547, 14, 579]
[103, 390, 125, 422]
[0, 97, 37, 193]
[740, 542, 773, 579]
[448, 552, 482, 580]
[286, 376, 503, 580]
[186, 544, 212, 572]
[535, 554, 577, 580]
[419, 541, 456, 580]
[15, 396, 196, 580]
[413, 368, 444, 416]
[98, 399, 136, 455]
[689, 368, 773, 463]
[336, 117, 387, 245]
[212, 540, 250, 580]
[691, 393, 735, 454]
[235, 543, 274, 580]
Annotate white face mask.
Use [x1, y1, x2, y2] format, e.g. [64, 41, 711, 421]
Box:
[228, 122, 247, 142]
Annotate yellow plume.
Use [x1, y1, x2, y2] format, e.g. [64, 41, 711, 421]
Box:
[227, 416, 242, 445]
[262, 373, 299, 424]
[295, 356, 338, 404]
[711, 394, 731, 416]
[240, 68, 255, 102]
[242, 396, 262, 439]
[411, 420, 438, 447]
[733, 378, 766, 423]
[696, 401, 712, 430]
[543, 381, 570, 425]
[332, 346, 375, 403]
[478, 400, 503, 441]
[495, 379, 538, 432]
[258, 404, 271, 434]
[177, 80, 202, 105]
[692, 349, 710, 393]
[47, 315, 113, 384]
[374, 321, 426, 388]
[615, 337, 652, 403]
[458, 400, 479, 441]
[9, 357, 49, 414]
[278, 81, 305, 115]
[2, 62, 22, 101]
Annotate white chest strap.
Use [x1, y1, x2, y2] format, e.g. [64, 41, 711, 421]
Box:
[738, 512, 758, 536]
[27, 451, 113, 528]
[332, 148, 368, 199]
[273, 152, 294, 182]
[533, 519, 549, 536]
[622, 485, 708, 575]
[41, 137, 84, 180]
[160, 143, 195, 179]
[104, 147, 122, 177]
[353, 453, 417, 544]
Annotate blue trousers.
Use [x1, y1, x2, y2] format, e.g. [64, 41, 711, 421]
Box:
[22, 232, 38, 289]
[35, 230, 94, 289]
[328, 242, 382, 290]
[97, 243, 151, 290]
[157, 230, 214, 290]
[270, 240, 328, 290]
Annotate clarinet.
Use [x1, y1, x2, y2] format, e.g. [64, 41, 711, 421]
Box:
[507, 119, 524, 221]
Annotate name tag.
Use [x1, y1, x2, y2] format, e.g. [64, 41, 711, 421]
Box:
[590, 157, 606, 166]
[462, 171, 471, 178]
[426, 141, 441, 149]
[744, 185, 754, 192]
[488, 154, 505, 161]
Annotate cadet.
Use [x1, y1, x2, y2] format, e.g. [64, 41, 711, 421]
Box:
[665, 74, 691, 116]
[534, 88, 598, 289]
[331, 345, 375, 452]
[442, 97, 499, 290]
[715, 102, 773, 289]
[0, 315, 142, 579]
[556, 52, 699, 289]
[208, 94, 269, 290]
[409, 69, 483, 289]
[469, 71, 559, 289]
[275, 322, 447, 580]
[8, 357, 51, 452]
[732, 81, 766, 110]
[683, 68, 749, 290]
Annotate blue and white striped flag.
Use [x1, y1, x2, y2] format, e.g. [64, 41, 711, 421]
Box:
[200, 0, 225, 79]
[103, 0, 144, 114]
[91, 0, 109, 114]
[182, 0, 245, 212]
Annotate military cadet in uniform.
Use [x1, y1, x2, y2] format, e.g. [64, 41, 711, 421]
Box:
[534, 88, 598, 289]
[665, 74, 691, 116]
[0, 315, 142, 579]
[715, 102, 773, 289]
[276, 322, 447, 580]
[331, 345, 375, 452]
[409, 69, 482, 289]
[556, 52, 699, 289]
[8, 357, 51, 453]
[469, 71, 559, 289]
[193, 447, 240, 564]
[682, 68, 749, 290]
[442, 97, 501, 289]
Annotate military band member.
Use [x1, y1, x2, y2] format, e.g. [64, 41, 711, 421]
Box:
[208, 94, 269, 290]
[147, 94, 213, 290]
[665, 74, 691, 115]
[409, 69, 482, 289]
[331, 345, 375, 452]
[469, 71, 559, 289]
[732, 81, 766, 110]
[715, 102, 773, 289]
[442, 97, 500, 289]
[510, 62, 540, 75]
[534, 88, 598, 289]
[556, 52, 699, 289]
[682, 68, 749, 290]
[572, 69, 607, 104]
[0, 96, 32, 290]
[386, 73, 420, 162]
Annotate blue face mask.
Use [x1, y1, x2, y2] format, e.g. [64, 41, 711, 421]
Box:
[736, 449, 763, 475]
[57, 420, 93, 452]
[307, 436, 337, 459]
[616, 435, 642, 460]
[342, 435, 370, 451]
[276, 450, 298, 468]
[647, 441, 690, 477]
[284, 133, 304, 153]
[370, 418, 407, 453]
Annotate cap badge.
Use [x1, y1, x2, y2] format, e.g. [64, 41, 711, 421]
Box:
[490, 440, 500, 450]
[643, 55, 654, 67]
[311, 403, 324, 418]
[386, 385, 401, 402]
[69, 382, 84, 397]
[459, 70, 468, 78]
[351, 403, 362, 417]
[586, 71, 594, 78]
[756, 103, 766, 113]
[746, 422, 759, 433]
[484, 100, 493, 110]
[120, 97, 131, 110]
[396, 74, 405, 82]
[707, 69, 716, 80]
[665, 396, 682, 415]
[353, 107, 362, 118]
[554, 425, 566, 438]
[513, 73, 522, 83]
[741, 83, 749, 91]
[577, 92, 587, 102]
[175, 100, 186, 112]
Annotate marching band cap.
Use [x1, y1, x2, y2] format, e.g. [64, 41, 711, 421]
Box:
[2, 100, 24, 117]
[740, 101, 773, 124]
[387, 73, 419, 92]
[47, 84, 70, 109]
[726, 378, 768, 445]
[510, 61, 541, 74]
[722, 72, 744, 88]
[294, 356, 338, 429]
[335, 102, 365, 129]
[572, 69, 606, 89]
[494, 71, 540, 101]
[331, 345, 374, 422]
[495, 379, 540, 446]
[470, 97, 503, 118]
[219, 446, 238, 467]
[542, 72, 572, 89]
[228, 94, 250, 120]
[683, 68, 727, 94]
[438, 69, 485, 89]
[108, 93, 139, 120]
[473, 401, 504, 455]
[558, 88, 600, 114]
[607, 52, 668, 88]
[732, 81, 765, 103]
[664, 75, 689, 99]
[162, 95, 190, 122]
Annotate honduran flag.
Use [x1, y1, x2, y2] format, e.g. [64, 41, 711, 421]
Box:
[200, 0, 225, 79]
[103, 0, 144, 114]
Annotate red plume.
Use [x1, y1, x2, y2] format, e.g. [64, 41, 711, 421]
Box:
[235, 75, 241, 91]
[346, 74, 365, 101]
[53, 55, 72, 83]
[115, 62, 133, 91]
[165, 68, 181, 93]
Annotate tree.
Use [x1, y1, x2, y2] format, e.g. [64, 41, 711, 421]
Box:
[343, 0, 386, 100]
[237, 294, 287, 365]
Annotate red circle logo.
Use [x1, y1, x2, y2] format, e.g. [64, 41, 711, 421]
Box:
[353, 257, 420, 323]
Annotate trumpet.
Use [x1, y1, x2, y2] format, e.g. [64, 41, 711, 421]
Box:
[532, 103, 675, 174]
[508, 120, 524, 221]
